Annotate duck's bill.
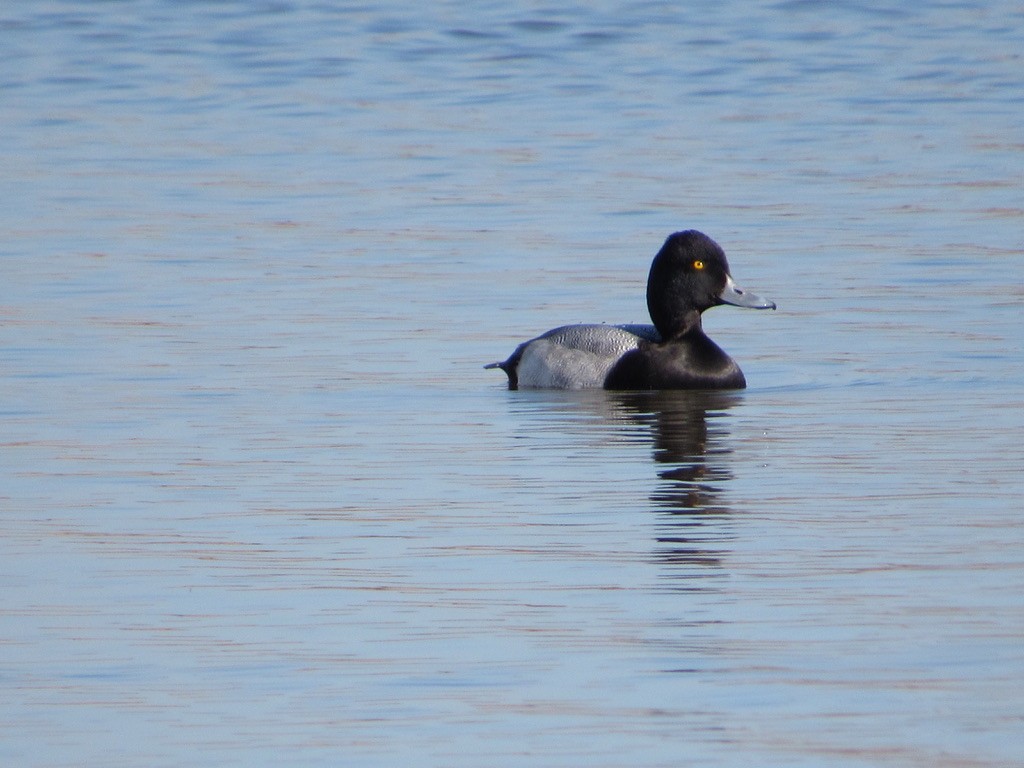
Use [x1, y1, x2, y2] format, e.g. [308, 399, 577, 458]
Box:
[718, 275, 776, 310]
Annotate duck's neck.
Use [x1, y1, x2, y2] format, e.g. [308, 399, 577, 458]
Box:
[657, 308, 704, 341]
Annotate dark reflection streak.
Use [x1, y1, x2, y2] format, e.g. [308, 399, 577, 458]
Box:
[608, 391, 741, 588]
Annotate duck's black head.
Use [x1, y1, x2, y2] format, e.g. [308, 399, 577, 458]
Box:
[646, 230, 775, 339]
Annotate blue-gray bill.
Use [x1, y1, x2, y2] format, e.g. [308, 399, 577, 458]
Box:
[718, 275, 776, 310]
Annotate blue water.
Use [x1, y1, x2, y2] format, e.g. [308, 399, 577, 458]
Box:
[3, 2, 1023, 766]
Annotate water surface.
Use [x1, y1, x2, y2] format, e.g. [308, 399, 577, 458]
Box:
[2, 2, 1023, 766]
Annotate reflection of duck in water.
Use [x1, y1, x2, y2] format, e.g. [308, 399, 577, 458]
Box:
[611, 391, 741, 577]
[487, 230, 775, 390]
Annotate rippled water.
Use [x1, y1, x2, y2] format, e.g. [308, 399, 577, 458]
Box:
[3, 1, 1023, 766]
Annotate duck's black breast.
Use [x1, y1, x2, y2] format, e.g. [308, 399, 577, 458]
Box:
[603, 334, 746, 390]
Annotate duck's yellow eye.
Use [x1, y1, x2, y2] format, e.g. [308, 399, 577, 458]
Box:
[693, 260, 704, 270]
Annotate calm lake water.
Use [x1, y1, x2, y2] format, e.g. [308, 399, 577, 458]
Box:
[3, 1, 1023, 766]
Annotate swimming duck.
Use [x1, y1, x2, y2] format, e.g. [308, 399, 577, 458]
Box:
[486, 230, 775, 390]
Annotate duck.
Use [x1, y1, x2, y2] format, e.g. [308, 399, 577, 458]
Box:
[486, 230, 775, 390]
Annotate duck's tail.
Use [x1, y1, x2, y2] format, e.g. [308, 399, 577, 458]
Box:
[483, 358, 518, 389]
